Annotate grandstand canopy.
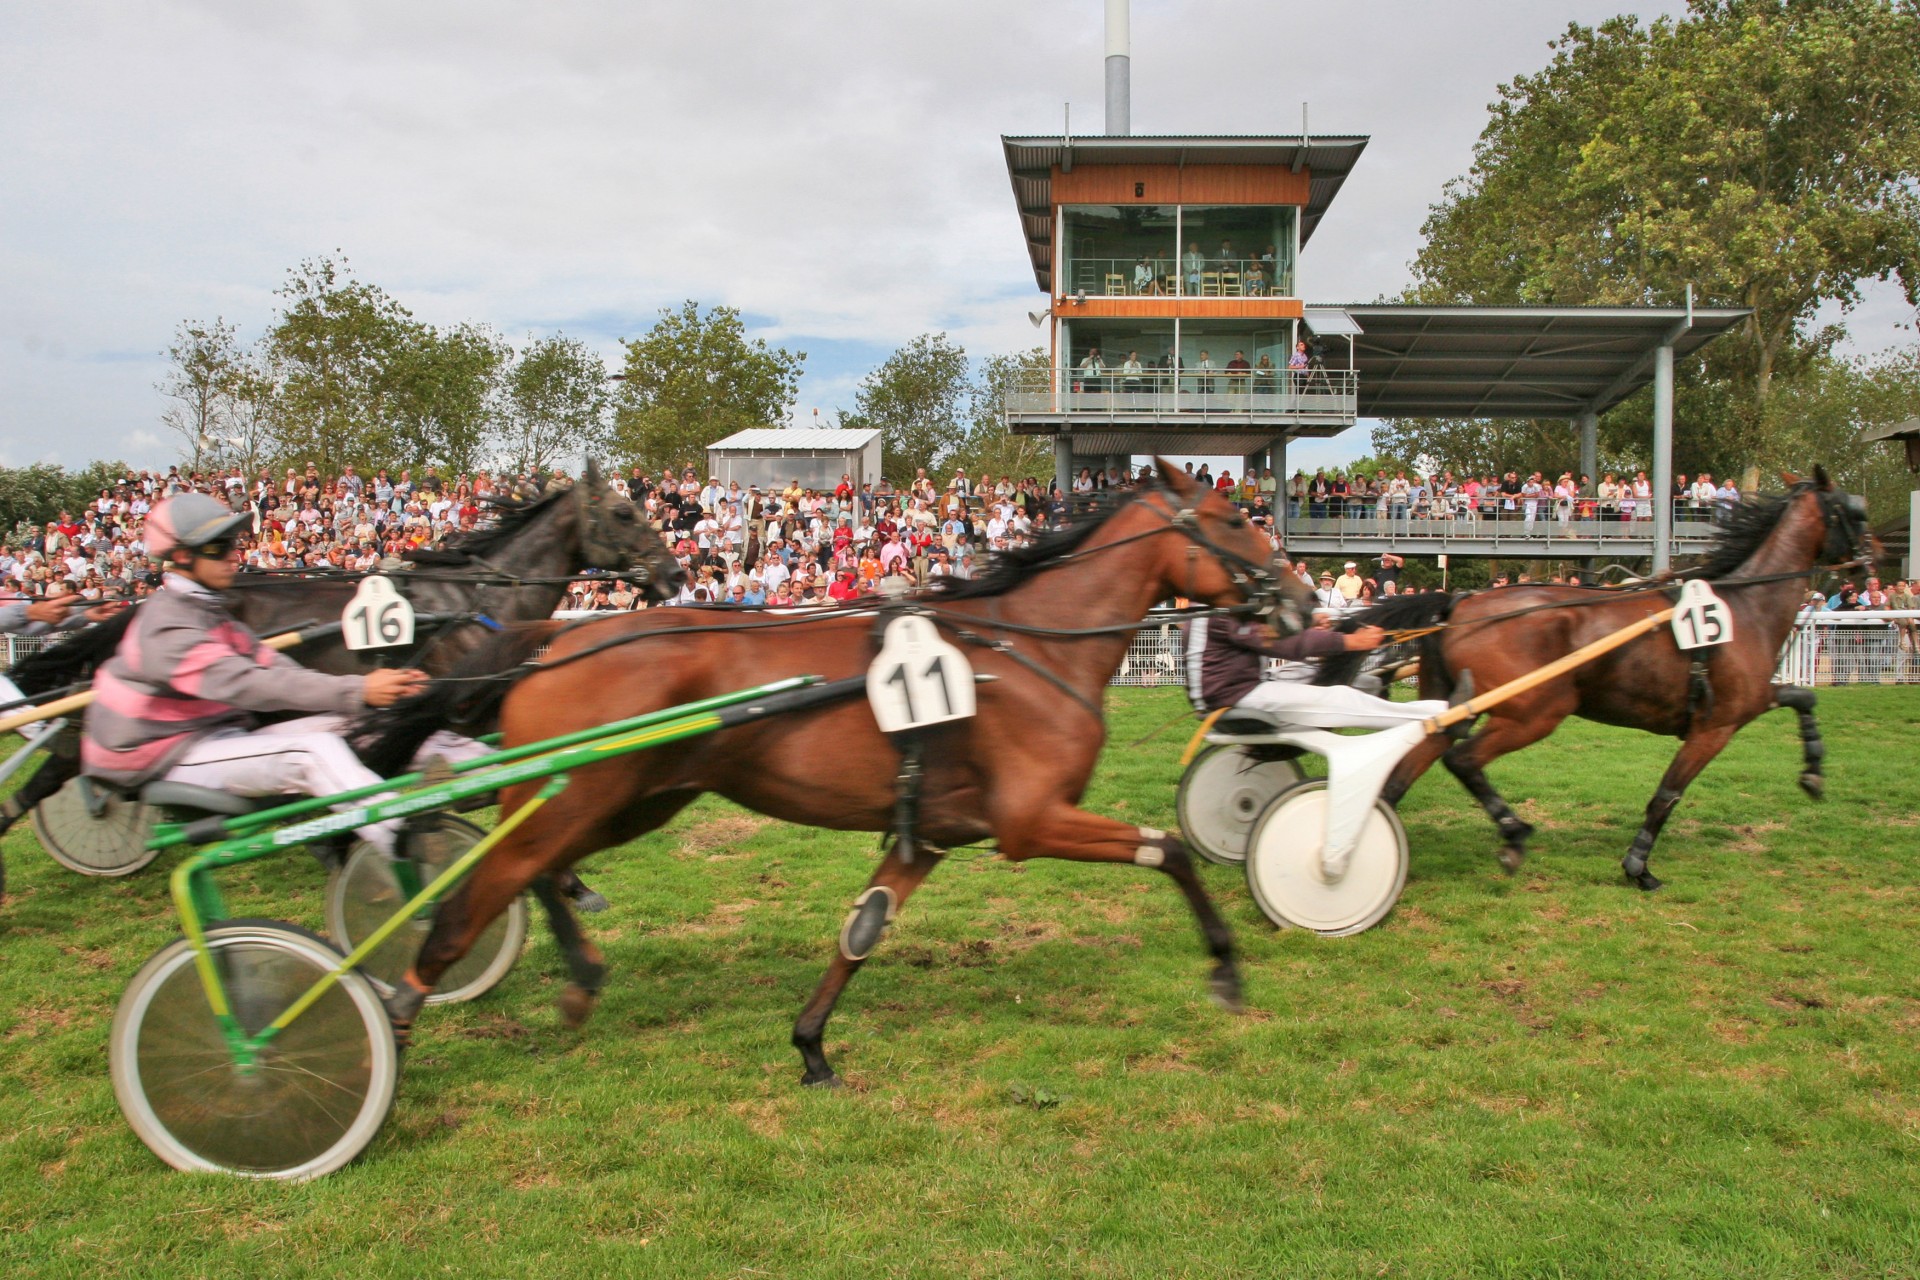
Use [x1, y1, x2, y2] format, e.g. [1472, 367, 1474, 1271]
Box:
[1316, 304, 1751, 420]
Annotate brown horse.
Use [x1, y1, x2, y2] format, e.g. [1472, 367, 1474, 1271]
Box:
[375, 465, 1313, 1085]
[1319, 469, 1872, 891]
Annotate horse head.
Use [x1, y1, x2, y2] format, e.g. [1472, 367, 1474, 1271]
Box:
[572, 459, 685, 601]
[1808, 464, 1878, 570]
[1151, 459, 1313, 634]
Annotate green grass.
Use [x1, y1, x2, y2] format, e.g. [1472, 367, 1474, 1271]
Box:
[3, 688, 1919, 1278]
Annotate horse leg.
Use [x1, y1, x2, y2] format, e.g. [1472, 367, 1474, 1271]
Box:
[1000, 806, 1242, 1013]
[553, 868, 609, 913]
[1621, 724, 1738, 892]
[0, 747, 76, 836]
[1773, 685, 1825, 800]
[792, 842, 947, 1088]
[528, 876, 606, 1029]
[1440, 708, 1567, 872]
[1380, 733, 1451, 808]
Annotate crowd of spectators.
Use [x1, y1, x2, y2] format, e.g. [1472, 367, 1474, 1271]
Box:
[4, 458, 1907, 647]
[1, 462, 514, 609]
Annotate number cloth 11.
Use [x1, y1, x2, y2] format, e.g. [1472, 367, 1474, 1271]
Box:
[1670, 579, 1735, 651]
[342, 576, 417, 651]
[866, 615, 977, 734]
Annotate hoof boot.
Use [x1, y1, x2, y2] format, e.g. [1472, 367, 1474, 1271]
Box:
[1496, 846, 1526, 873]
[801, 1070, 844, 1090]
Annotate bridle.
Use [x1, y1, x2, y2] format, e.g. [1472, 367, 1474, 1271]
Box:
[1133, 476, 1298, 628]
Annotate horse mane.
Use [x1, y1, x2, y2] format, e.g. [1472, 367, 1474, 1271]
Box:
[924, 488, 1143, 601]
[1693, 484, 1810, 580]
[5, 607, 136, 694]
[402, 486, 572, 566]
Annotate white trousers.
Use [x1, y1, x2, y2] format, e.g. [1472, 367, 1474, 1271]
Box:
[1234, 679, 1449, 731]
[163, 714, 488, 854]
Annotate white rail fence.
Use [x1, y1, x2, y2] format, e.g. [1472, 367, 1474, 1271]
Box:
[1775, 611, 1920, 687]
[8, 610, 1914, 693]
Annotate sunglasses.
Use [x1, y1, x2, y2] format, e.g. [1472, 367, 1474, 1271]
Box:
[187, 539, 238, 559]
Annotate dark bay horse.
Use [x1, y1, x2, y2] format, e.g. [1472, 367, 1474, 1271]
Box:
[1319, 470, 1872, 891]
[376, 466, 1313, 1086]
[2, 463, 681, 877]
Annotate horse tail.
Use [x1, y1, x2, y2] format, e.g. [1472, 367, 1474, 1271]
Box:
[351, 620, 562, 776]
[1312, 593, 1458, 688]
[6, 607, 136, 695]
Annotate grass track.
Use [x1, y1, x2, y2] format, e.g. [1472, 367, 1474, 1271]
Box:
[2, 687, 1918, 1278]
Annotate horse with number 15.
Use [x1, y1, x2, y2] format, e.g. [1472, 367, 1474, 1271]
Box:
[361, 463, 1314, 1087]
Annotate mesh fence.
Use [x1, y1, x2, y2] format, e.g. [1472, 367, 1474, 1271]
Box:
[1777, 612, 1920, 687]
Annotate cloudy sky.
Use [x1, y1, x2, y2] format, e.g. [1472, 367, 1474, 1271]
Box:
[4, 0, 1913, 474]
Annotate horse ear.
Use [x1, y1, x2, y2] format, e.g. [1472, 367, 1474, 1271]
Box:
[584, 457, 603, 489]
[1812, 463, 1832, 490]
[1152, 456, 1184, 492]
[1778, 470, 1800, 487]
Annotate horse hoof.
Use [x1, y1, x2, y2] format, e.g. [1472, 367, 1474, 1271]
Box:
[801, 1070, 844, 1090]
[1627, 870, 1664, 892]
[572, 890, 610, 914]
[556, 984, 598, 1030]
[1496, 847, 1526, 873]
[1209, 965, 1245, 1014]
[1799, 773, 1824, 802]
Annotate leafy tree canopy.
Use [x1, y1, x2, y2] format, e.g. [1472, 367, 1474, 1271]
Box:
[612, 302, 804, 472]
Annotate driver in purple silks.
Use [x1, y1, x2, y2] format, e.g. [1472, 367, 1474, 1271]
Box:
[1186, 613, 1450, 728]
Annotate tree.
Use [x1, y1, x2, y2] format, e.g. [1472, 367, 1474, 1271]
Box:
[612, 302, 804, 470]
[952, 347, 1054, 481]
[158, 319, 247, 472]
[1406, 0, 1920, 474]
[263, 255, 418, 475]
[0, 461, 132, 543]
[387, 322, 508, 475]
[851, 333, 972, 485]
[496, 334, 613, 475]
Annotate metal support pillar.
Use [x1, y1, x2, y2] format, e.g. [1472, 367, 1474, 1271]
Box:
[1054, 434, 1074, 504]
[1651, 344, 1674, 574]
[1271, 434, 1288, 543]
[1577, 410, 1598, 487]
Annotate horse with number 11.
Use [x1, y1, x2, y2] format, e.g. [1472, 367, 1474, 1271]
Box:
[364, 463, 1313, 1087]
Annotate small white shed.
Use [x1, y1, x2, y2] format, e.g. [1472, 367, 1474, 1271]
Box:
[705, 428, 883, 492]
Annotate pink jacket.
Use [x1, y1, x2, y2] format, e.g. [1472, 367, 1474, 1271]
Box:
[82, 578, 366, 787]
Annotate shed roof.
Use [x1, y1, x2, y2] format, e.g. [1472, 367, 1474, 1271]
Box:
[1002, 134, 1369, 293]
[707, 428, 881, 451]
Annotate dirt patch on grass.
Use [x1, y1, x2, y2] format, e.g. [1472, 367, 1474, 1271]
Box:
[6, 1003, 76, 1039]
[677, 812, 772, 859]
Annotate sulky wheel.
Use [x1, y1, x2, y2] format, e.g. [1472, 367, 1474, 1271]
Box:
[32, 777, 159, 877]
[1177, 744, 1306, 866]
[1243, 780, 1409, 937]
[324, 816, 526, 1006]
[110, 919, 399, 1180]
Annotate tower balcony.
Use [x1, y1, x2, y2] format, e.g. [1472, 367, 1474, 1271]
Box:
[1004, 369, 1357, 434]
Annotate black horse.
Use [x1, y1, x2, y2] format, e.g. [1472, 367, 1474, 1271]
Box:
[2, 462, 682, 906]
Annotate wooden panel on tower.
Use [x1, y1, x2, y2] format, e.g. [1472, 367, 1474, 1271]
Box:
[1062, 298, 1305, 320]
[1051, 165, 1310, 205]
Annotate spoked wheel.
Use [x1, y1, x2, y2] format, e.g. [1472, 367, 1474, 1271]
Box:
[32, 777, 158, 877]
[1177, 745, 1306, 866]
[110, 920, 398, 1180]
[1244, 780, 1409, 937]
[324, 816, 526, 1006]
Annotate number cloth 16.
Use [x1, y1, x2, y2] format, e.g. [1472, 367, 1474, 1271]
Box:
[341, 576, 417, 651]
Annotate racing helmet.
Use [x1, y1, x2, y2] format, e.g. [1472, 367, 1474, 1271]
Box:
[144, 493, 251, 560]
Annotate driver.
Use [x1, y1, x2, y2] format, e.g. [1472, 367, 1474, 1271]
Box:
[1186, 610, 1451, 728]
[81, 493, 478, 856]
